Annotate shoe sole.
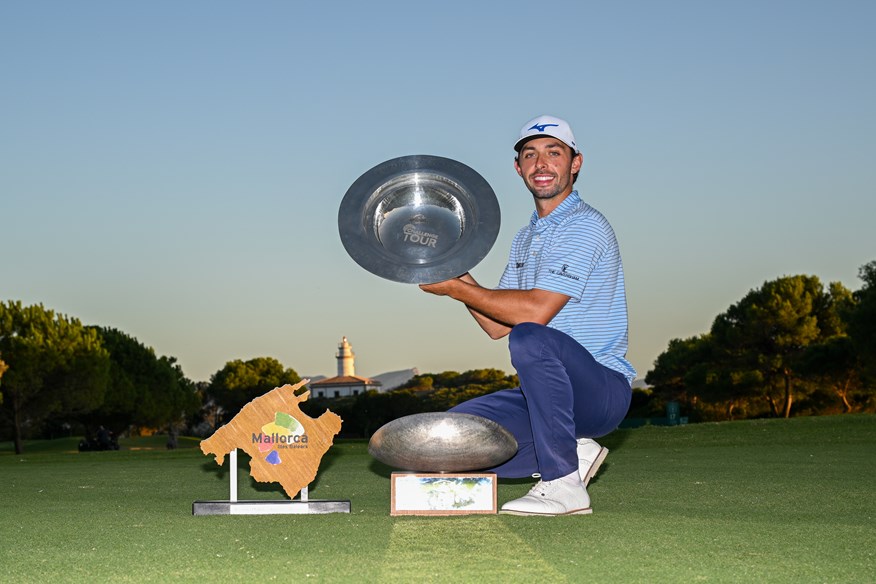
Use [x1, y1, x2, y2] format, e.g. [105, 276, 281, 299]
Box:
[582, 446, 608, 487]
[499, 507, 593, 516]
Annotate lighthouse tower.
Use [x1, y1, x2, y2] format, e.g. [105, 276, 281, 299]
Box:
[309, 336, 381, 398]
[336, 336, 355, 377]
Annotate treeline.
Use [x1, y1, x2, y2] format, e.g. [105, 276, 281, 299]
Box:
[0, 301, 516, 448]
[0, 301, 200, 454]
[300, 369, 519, 438]
[645, 261, 876, 421]
[3, 260, 873, 451]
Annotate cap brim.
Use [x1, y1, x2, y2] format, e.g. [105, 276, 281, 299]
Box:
[513, 134, 578, 154]
[513, 135, 538, 152]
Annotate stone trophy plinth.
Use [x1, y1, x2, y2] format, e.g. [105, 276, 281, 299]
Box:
[369, 413, 517, 516]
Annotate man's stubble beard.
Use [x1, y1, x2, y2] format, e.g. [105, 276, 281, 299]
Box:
[524, 175, 570, 201]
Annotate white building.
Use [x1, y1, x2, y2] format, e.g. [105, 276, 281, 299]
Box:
[308, 337, 382, 398]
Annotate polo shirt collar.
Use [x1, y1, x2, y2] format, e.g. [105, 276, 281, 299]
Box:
[529, 190, 582, 231]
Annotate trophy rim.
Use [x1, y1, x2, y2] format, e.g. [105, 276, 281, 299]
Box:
[338, 155, 501, 284]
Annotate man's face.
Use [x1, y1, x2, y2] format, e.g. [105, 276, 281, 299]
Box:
[514, 137, 582, 200]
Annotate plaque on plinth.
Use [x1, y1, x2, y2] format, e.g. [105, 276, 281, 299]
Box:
[193, 379, 350, 515]
[390, 472, 498, 516]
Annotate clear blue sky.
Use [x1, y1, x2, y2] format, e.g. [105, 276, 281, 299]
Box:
[2, 1, 874, 383]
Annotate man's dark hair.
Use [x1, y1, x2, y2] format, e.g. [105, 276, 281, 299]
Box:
[572, 150, 581, 184]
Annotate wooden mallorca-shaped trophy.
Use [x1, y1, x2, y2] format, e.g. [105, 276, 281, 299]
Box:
[193, 379, 350, 515]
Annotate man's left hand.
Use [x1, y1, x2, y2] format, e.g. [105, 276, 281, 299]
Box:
[419, 279, 458, 296]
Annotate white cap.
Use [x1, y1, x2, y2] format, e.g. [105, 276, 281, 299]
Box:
[514, 115, 578, 154]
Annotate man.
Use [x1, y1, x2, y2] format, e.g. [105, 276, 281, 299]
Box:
[420, 115, 635, 516]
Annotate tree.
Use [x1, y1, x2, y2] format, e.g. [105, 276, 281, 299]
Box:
[647, 274, 856, 420]
[86, 327, 200, 434]
[646, 335, 712, 404]
[0, 301, 110, 454]
[345, 389, 424, 438]
[847, 261, 876, 383]
[798, 335, 867, 413]
[456, 369, 510, 386]
[0, 356, 7, 403]
[646, 334, 763, 420]
[208, 357, 300, 423]
[710, 275, 831, 418]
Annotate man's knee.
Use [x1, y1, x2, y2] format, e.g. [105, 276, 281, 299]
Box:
[509, 322, 551, 365]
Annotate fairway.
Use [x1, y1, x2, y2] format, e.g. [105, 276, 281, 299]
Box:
[2, 415, 874, 583]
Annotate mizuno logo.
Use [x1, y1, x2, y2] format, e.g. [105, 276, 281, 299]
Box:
[529, 123, 559, 133]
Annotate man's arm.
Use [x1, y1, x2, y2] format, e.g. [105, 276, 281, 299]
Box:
[448, 273, 514, 339]
[420, 273, 570, 339]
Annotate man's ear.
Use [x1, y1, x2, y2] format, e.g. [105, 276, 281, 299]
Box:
[571, 152, 583, 174]
[514, 157, 523, 176]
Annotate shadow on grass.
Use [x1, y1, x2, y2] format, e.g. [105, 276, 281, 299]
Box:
[368, 457, 395, 478]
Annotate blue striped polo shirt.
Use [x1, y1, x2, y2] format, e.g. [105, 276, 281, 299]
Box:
[497, 191, 636, 384]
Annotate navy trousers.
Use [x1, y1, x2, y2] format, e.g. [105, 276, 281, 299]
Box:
[450, 322, 632, 481]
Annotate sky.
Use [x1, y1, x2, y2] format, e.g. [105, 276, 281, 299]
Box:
[2, 1, 874, 383]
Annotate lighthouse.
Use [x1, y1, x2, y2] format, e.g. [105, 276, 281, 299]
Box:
[309, 337, 382, 399]
[337, 336, 355, 377]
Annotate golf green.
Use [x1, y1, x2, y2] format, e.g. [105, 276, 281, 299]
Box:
[1, 415, 873, 583]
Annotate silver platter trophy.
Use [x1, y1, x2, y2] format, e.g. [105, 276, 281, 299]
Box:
[338, 155, 500, 284]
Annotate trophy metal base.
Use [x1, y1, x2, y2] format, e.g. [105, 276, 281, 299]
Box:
[193, 499, 351, 515]
[193, 449, 350, 516]
[390, 472, 497, 516]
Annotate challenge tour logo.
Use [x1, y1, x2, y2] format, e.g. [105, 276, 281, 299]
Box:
[403, 224, 438, 248]
[252, 411, 308, 465]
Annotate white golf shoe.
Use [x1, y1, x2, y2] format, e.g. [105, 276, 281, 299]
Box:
[577, 438, 608, 486]
[499, 471, 592, 516]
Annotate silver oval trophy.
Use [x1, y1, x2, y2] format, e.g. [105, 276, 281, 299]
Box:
[338, 155, 500, 284]
[368, 412, 518, 473]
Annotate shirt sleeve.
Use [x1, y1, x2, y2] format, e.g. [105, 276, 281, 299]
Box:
[496, 227, 525, 290]
[533, 215, 610, 301]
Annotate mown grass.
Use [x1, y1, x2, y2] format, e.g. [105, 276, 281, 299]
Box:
[1, 415, 873, 583]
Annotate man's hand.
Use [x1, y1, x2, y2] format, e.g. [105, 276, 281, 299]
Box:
[419, 279, 460, 296]
[420, 272, 479, 296]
